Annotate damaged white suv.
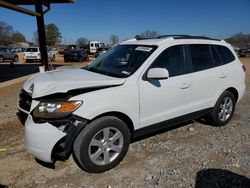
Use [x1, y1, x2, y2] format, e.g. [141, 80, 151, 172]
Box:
[17, 35, 246, 173]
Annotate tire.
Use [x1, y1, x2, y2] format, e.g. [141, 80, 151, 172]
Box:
[52, 55, 55, 62]
[14, 56, 18, 62]
[0, 56, 4, 63]
[245, 52, 250, 58]
[73, 116, 130, 173]
[207, 91, 236, 126]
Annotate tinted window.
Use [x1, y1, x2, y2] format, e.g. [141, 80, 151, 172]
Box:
[85, 45, 157, 78]
[211, 45, 222, 67]
[26, 48, 38, 52]
[189, 44, 213, 72]
[216, 45, 235, 64]
[151, 45, 186, 77]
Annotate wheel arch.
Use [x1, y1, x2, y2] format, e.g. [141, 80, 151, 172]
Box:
[91, 111, 135, 135]
[225, 87, 239, 102]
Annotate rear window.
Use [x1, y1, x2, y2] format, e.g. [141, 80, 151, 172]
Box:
[215, 45, 235, 64]
[26, 48, 38, 52]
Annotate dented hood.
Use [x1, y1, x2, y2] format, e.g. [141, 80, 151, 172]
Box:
[23, 68, 126, 98]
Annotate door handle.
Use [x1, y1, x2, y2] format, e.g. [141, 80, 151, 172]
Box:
[220, 74, 227, 78]
[180, 83, 191, 89]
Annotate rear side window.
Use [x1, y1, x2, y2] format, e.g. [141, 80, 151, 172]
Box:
[189, 44, 213, 72]
[215, 45, 235, 64]
[151, 45, 186, 77]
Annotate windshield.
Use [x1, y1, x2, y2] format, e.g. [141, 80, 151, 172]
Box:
[84, 45, 157, 78]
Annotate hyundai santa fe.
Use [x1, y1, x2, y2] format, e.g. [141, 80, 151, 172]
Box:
[17, 35, 246, 173]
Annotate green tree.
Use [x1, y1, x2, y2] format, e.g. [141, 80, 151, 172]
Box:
[76, 37, 88, 47]
[45, 23, 62, 46]
[12, 32, 26, 43]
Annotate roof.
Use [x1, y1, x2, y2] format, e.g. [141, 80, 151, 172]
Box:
[2, 0, 74, 5]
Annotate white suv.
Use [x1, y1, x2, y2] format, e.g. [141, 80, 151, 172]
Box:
[24, 47, 41, 62]
[17, 35, 246, 173]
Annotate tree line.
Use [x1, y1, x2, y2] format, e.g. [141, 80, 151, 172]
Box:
[2, 19, 249, 49]
[0, 20, 26, 45]
[225, 33, 250, 49]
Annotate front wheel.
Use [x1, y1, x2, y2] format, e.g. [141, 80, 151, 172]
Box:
[73, 116, 130, 173]
[14, 56, 18, 62]
[207, 91, 236, 126]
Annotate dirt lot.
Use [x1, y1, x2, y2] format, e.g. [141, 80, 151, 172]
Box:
[0, 58, 250, 188]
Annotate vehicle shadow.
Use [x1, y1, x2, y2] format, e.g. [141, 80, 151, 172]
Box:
[195, 169, 250, 188]
[0, 184, 8, 188]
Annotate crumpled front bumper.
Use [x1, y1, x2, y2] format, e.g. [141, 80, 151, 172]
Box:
[25, 116, 66, 163]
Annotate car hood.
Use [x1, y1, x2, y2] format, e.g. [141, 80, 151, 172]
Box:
[23, 68, 126, 98]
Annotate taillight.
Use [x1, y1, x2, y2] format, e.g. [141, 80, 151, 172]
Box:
[242, 64, 246, 72]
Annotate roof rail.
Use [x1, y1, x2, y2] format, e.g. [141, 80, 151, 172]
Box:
[157, 35, 221, 41]
[157, 35, 191, 39]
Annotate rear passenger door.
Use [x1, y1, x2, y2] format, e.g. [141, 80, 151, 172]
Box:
[188, 44, 226, 111]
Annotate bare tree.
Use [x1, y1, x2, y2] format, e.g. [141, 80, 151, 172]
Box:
[135, 30, 159, 39]
[33, 31, 39, 45]
[76, 37, 89, 47]
[225, 33, 250, 48]
[110, 34, 119, 46]
[0, 21, 14, 45]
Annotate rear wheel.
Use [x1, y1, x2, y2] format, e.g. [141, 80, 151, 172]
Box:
[73, 116, 130, 173]
[207, 91, 236, 126]
[245, 52, 250, 58]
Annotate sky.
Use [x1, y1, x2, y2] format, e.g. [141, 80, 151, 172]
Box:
[1, 0, 250, 44]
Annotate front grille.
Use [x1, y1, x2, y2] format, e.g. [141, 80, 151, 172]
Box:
[19, 89, 32, 111]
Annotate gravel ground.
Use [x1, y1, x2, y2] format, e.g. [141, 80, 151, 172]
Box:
[0, 59, 249, 188]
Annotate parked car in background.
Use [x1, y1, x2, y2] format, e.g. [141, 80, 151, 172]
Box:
[64, 48, 89, 62]
[89, 41, 105, 54]
[24, 47, 41, 62]
[0, 46, 18, 63]
[238, 48, 250, 57]
[95, 46, 109, 58]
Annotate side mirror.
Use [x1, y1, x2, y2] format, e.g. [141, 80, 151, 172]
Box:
[147, 68, 169, 80]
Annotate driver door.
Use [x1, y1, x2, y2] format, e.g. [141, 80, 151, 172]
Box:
[138, 45, 192, 127]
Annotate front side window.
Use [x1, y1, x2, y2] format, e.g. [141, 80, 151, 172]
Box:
[84, 45, 157, 78]
[150, 45, 186, 77]
[189, 44, 213, 72]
